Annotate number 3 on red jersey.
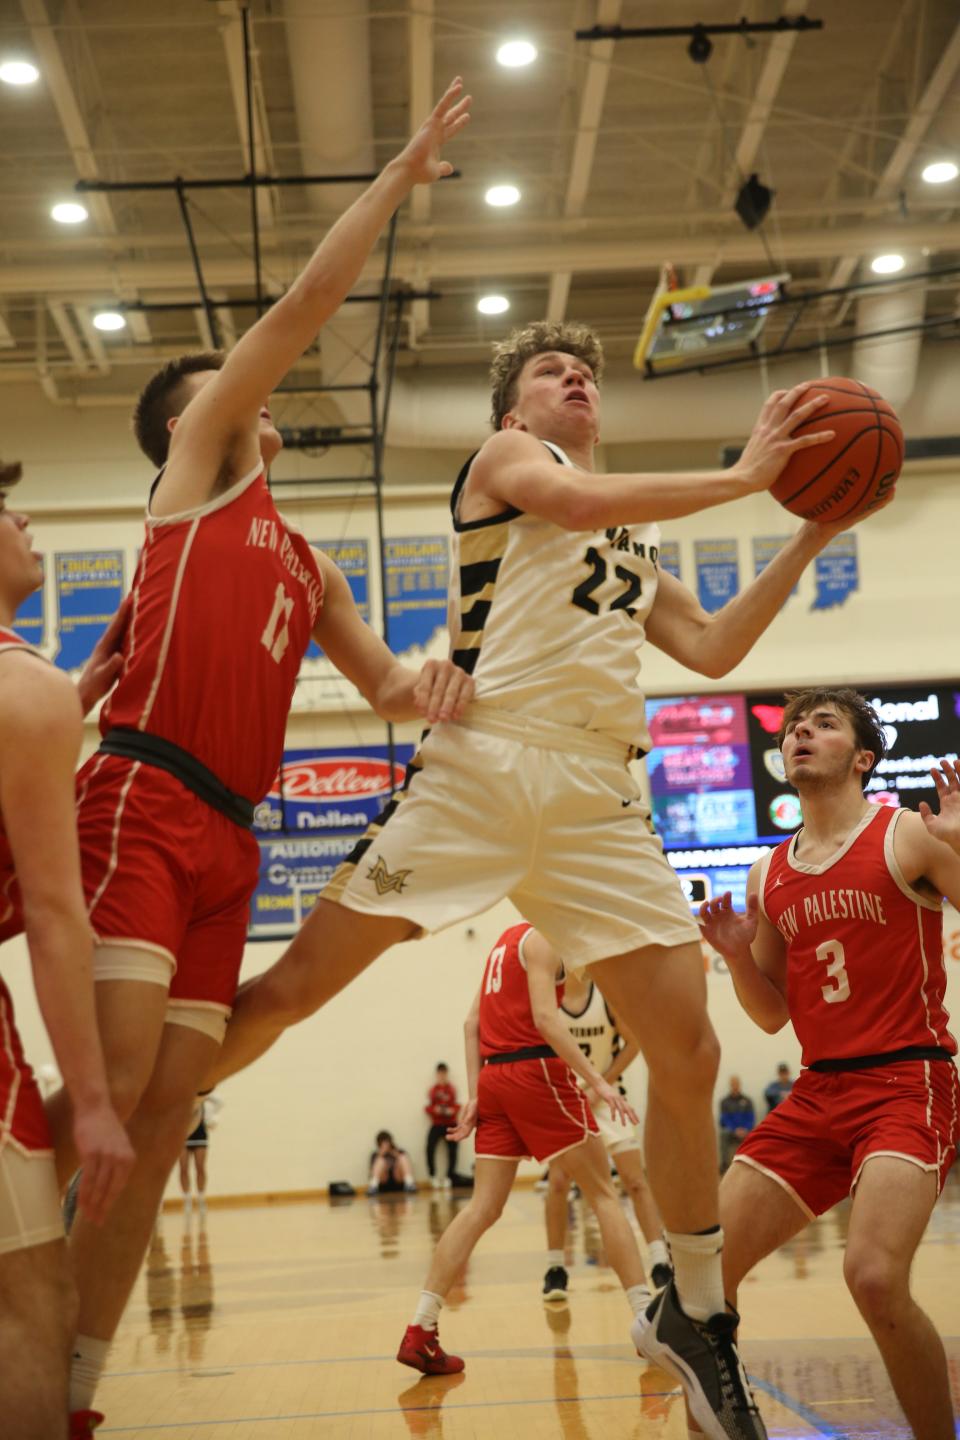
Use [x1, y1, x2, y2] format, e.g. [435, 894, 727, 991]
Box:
[816, 939, 851, 1004]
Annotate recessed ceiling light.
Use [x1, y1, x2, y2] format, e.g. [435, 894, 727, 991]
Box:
[921, 159, 958, 185]
[51, 201, 88, 225]
[870, 253, 906, 275]
[477, 295, 510, 315]
[496, 39, 537, 68]
[0, 59, 39, 86]
[485, 184, 521, 208]
[92, 311, 127, 332]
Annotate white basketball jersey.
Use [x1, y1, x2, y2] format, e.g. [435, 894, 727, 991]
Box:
[449, 442, 661, 751]
[560, 981, 620, 1076]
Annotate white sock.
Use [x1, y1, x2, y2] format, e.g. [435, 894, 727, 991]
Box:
[69, 1334, 110, 1411]
[648, 1237, 670, 1270]
[546, 1250, 564, 1268]
[626, 1283, 653, 1318]
[412, 1289, 443, 1331]
[666, 1228, 725, 1321]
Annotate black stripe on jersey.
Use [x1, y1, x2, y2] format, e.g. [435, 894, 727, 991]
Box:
[460, 558, 502, 596]
[460, 598, 492, 631]
[452, 649, 480, 675]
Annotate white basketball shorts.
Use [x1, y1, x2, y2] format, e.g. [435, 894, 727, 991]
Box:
[324, 704, 700, 969]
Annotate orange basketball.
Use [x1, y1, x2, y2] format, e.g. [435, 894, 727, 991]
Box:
[771, 376, 903, 522]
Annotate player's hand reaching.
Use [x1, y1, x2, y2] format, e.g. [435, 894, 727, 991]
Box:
[72, 1099, 135, 1226]
[76, 596, 130, 715]
[735, 385, 834, 494]
[447, 1098, 478, 1142]
[596, 1080, 638, 1128]
[699, 890, 759, 962]
[920, 759, 960, 854]
[394, 77, 472, 187]
[413, 658, 474, 725]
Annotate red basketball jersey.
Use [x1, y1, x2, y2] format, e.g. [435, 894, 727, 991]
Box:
[760, 805, 956, 1065]
[0, 629, 48, 935]
[479, 923, 564, 1057]
[102, 465, 323, 802]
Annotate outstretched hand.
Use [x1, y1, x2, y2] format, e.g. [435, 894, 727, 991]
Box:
[699, 891, 759, 961]
[919, 759, 960, 853]
[736, 384, 835, 494]
[395, 77, 472, 186]
[596, 1081, 638, 1128]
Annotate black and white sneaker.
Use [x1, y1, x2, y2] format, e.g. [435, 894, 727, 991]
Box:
[542, 1264, 569, 1302]
[650, 1260, 674, 1290]
[632, 1281, 766, 1440]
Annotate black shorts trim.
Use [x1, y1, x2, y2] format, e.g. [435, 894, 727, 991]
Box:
[483, 1044, 557, 1065]
[808, 1045, 954, 1073]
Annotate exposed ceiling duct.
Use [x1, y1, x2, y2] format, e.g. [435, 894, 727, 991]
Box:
[850, 259, 928, 412]
[281, 0, 377, 430]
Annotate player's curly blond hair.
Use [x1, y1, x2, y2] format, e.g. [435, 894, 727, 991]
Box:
[488, 321, 604, 430]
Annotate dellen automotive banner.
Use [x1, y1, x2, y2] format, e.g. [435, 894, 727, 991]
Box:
[250, 743, 414, 938]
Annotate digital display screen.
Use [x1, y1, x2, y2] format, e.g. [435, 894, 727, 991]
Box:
[648, 682, 960, 912]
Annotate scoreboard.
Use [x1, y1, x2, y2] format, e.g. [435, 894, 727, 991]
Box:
[646, 683, 960, 911]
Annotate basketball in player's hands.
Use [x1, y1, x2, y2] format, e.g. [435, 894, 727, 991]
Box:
[772, 377, 903, 522]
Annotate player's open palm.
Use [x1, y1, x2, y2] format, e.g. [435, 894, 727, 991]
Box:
[699, 890, 759, 960]
[447, 1098, 478, 1142]
[397, 77, 472, 186]
[737, 384, 834, 493]
[920, 759, 960, 850]
[73, 1100, 135, 1226]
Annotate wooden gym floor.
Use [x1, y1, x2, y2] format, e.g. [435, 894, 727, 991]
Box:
[96, 1171, 960, 1438]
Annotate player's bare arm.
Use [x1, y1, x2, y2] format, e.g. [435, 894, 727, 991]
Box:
[524, 933, 638, 1126]
[700, 863, 790, 1033]
[75, 596, 130, 714]
[645, 529, 831, 678]
[892, 760, 960, 909]
[311, 551, 473, 724]
[0, 654, 133, 1224]
[461, 384, 833, 529]
[447, 988, 481, 1142]
[154, 78, 471, 515]
[601, 1006, 640, 1088]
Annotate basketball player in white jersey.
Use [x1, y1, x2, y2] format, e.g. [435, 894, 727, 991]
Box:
[212, 321, 869, 1440]
[544, 969, 671, 1301]
[0, 462, 132, 1438]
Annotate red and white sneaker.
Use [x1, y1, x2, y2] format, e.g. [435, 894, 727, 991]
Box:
[397, 1323, 464, 1375]
[70, 1412, 105, 1438]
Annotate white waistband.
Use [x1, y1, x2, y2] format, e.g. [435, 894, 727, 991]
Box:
[457, 702, 634, 763]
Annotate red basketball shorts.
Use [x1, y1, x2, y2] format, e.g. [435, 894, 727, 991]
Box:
[0, 979, 53, 1155]
[76, 753, 260, 1008]
[734, 1060, 960, 1218]
[475, 1056, 599, 1163]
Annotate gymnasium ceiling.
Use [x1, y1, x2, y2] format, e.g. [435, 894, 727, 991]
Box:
[0, 0, 959, 408]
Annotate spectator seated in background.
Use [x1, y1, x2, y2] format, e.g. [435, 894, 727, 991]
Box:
[718, 1075, 756, 1172]
[368, 1130, 417, 1196]
[764, 1062, 794, 1113]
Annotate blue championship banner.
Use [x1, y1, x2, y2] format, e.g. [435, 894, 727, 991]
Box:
[307, 538, 370, 659]
[658, 539, 681, 580]
[13, 555, 44, 645]
[384, 536, 448, 654]
[694, 539, 739, 614]
[752, 535, 798, 598]
[812, 533, 859, 611]
[54, 551, 124, 671]
[250, 743, 414, 938]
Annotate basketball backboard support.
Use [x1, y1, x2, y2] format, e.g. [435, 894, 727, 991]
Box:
[635, 266, 789, 374]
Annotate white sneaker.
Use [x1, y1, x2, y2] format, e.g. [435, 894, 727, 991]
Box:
[441, 1176, 452, 1190]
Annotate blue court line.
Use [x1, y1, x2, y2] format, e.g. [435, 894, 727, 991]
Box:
[752, 1377, 840, 1438]
[99, 1389, 673, 1433]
